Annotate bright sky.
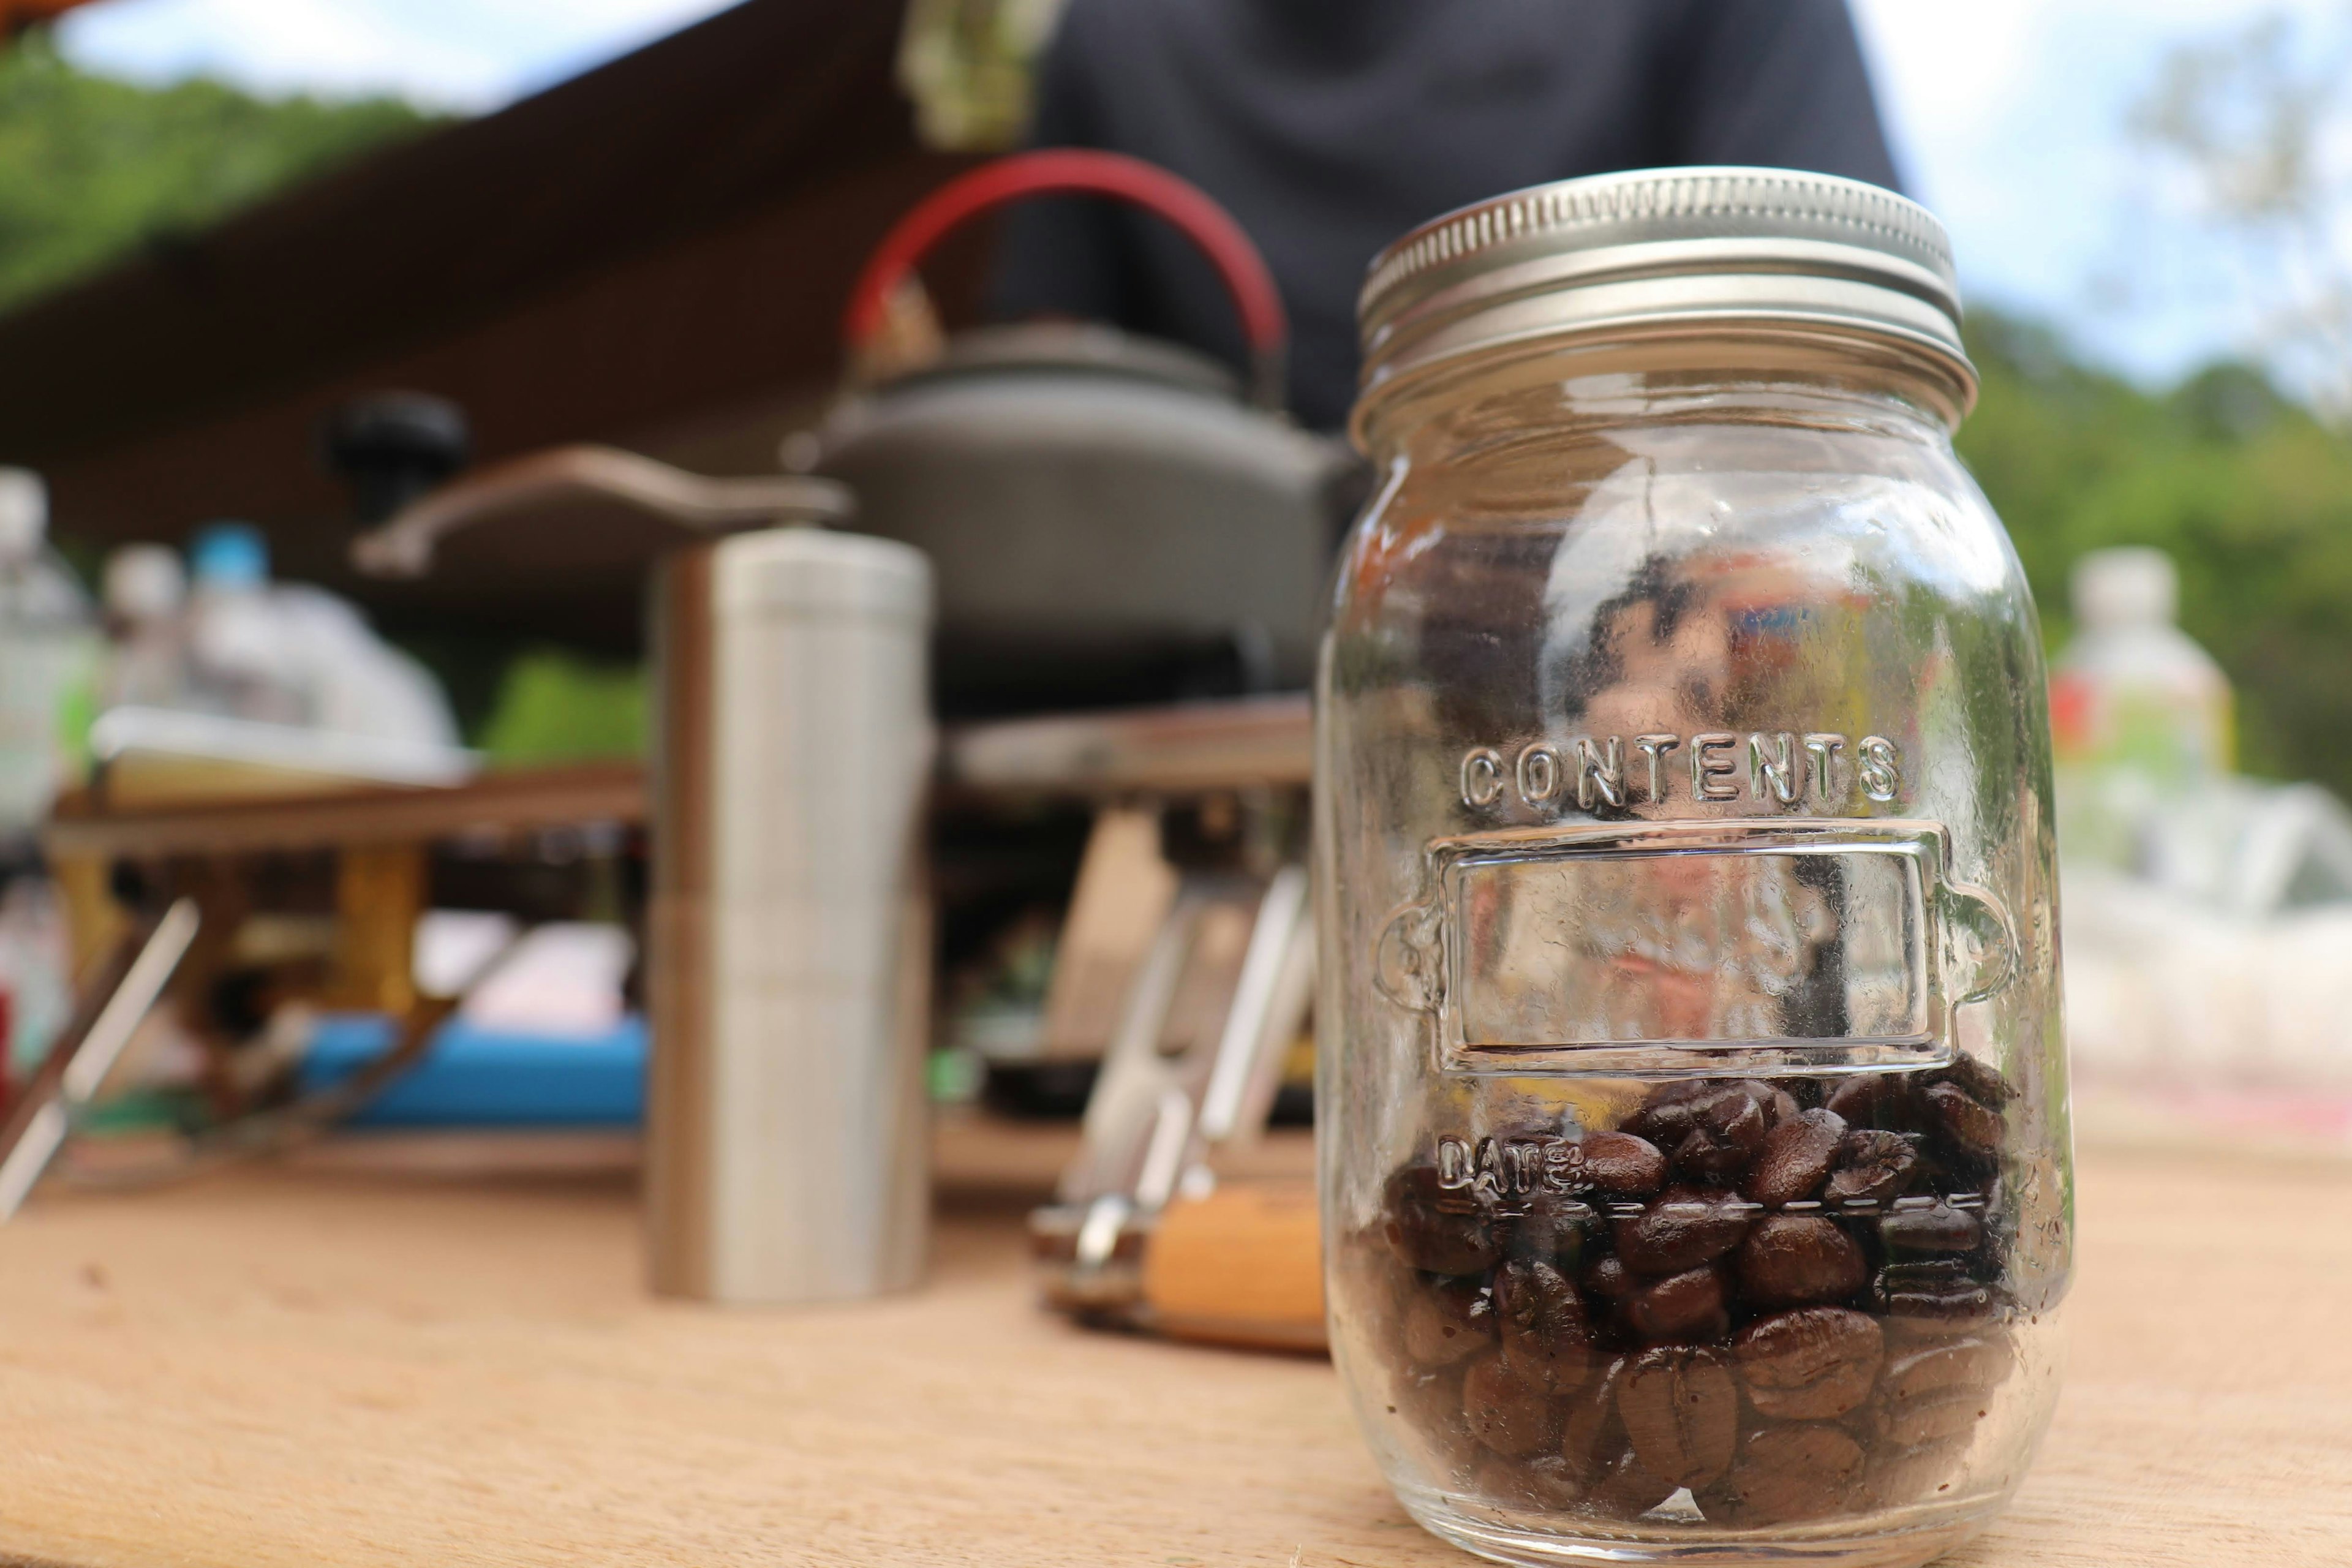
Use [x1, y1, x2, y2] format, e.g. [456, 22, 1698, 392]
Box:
[53, 0, 2345, 388]
[54, 0, 729, 110]
[1850, 0, 2346, 386]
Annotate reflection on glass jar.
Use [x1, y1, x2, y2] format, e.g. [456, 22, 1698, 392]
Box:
[1318, 169, 2068, 1568]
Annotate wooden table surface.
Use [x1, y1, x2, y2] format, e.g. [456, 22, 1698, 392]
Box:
[1, 1145, 2346, 1567]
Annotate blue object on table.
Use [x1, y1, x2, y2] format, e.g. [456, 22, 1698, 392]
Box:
[300, 1013, 646, 1128]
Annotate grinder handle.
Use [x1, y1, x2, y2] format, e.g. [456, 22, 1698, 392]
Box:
[349, 445, 853, 579]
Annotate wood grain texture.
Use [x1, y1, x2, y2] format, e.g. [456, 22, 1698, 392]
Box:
[0, 1149, 2345, 1566]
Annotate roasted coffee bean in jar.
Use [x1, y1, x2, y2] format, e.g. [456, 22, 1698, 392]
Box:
[1318, 169, 2068, 1568]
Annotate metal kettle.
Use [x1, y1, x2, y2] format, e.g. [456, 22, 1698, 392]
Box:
[799, 150, 1358, 707]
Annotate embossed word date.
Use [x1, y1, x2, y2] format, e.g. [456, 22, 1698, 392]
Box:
[1460, 730, 1902, 813]
[1436, 1133, 1596, 1199]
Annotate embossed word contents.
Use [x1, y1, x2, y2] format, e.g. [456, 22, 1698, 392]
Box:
[1459, 731, 1903, 813]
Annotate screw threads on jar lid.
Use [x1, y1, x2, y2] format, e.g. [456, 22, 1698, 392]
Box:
[1354, 167, 1975, 430]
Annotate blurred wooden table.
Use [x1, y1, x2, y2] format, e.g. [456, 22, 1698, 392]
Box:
[0, 1146, 2345, 1567]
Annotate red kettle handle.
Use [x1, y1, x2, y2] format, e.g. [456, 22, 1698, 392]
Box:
[841, 148, 1290, 410]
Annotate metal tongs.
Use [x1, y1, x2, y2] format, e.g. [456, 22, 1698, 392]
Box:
[0, 899, 200, 1219]
[1030, 864, 1314, 1333]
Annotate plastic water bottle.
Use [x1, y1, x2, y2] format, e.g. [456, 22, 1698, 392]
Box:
[0, 470, 96, 839]
[268, 582, 459, 748]
[2049, 547, 2234, 870]
[0, 872, 72, 1076]
[100, 542, 193, 711]
[2051, 547, 2233, 779]
[183, 521, 459, 747]
[185, 521, 307, 726]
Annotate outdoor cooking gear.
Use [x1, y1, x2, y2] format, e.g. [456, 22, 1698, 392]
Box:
[805, 149, 1355, 707]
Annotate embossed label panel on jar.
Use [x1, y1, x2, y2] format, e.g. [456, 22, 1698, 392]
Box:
[1374, 820, 2015, 1077]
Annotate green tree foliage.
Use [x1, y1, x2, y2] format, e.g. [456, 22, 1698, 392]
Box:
[1960, 309, 2352, 795]
[0, 31, 437, 312]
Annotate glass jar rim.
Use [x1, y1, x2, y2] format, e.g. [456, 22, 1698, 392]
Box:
[1349, 325, 1978, 455]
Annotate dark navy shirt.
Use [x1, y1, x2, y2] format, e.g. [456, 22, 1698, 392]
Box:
[992, 0, 1902, 430]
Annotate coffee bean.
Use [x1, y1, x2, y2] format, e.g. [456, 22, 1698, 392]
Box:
[1711, 1084, 1776, 1138]
[1720, 1079, 1800, 1125]
[1587, 1448, 1678, 1519]
[1744, 1109, 1847, 1207]
[1501, 1191, 1593, 1267]
[1704, 1423, 1865, 1525]
[1626, 1265, 1729, 1344]
[1388, 1360, 1475, 1474]
[1377, 1063, 2028, 1529]
[1874, 1259, 1996, 1332]
[1736, 1215, 1868, 1308]
[1823, 1072, 1911, 1130]
[1463, 1349, 1561, 1457]
[1403, 1275, 1496, 1367]
[1617, 1345, 1740, 1488]
[1880, 1335, 2013, 1403]
[1880, 1201, 1982, 1255]
[1923, 1081, 2003, 1157]
[1870, 1392, 1986, 1449]
[1476, 1452, 1588, 1509]
[1583, 1131, 1668, 1196]
[1931, 1053, 2018, 1109]
[1384, 1165, 1499, 1276]
[1583, 1254, 1636, 1305]
[1615, 1186, 1755, 1276]
[1732, 1306, 1883, 1420]
[1868, 1335, 2013, 1449]
[1496, 1258, 1595, 1391]
[1672, 1085, 1774, 1181]
[1863, 1439, 1970, 1510]
[1825, 1129, 1920, 1206]
[1560, 1355, 1632, 1482]
[1626, 1081, 1716, 1147]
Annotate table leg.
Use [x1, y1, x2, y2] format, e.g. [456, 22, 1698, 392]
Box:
[330, 845, 424, 1016]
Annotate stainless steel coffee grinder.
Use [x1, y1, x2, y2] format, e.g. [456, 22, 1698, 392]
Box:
[354, 448, 935, 1305]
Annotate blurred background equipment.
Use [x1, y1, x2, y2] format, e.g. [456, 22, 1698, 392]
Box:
[82, 520, 473, 809]
[1029, 863, 1316, 1347]
[806, 148, 1347, 709]
[318, 391, 472, 527]
[2054, 544, 2352, 1137]
[180, 521, 459, 746]
[99, 542, 187, 710]
[0, 896, 196, 1221]
[2052, 546, 2237, 871]
[0, 467, 94, 842]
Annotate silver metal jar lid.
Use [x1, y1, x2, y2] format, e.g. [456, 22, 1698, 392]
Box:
[1355, 167, 1972, 421]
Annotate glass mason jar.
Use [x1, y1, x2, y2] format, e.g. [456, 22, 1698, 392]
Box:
[1316, 169, 2069, 1567]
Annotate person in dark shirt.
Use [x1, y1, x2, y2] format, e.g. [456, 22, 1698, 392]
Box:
[992, 0, 1903, 431]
